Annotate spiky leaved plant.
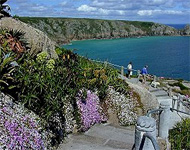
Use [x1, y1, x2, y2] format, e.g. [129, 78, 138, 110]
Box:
[0, 29, 28, 91]
[0, 29, 28, 58]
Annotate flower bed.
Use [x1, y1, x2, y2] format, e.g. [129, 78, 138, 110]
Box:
[77, 90, 107, 131]
[0, 93, 50, 150]
[106, 87, 138, 126]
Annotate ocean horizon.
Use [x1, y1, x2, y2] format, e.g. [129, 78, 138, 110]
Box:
[165, 24, 188, 29]
[63, 36, 190, 81]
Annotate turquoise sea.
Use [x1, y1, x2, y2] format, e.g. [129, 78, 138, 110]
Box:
[63, 36, 190, 81]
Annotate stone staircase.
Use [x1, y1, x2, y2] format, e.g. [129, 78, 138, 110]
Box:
[58, 76, 189, 150]
[58, 123, 135, 150]
[148, 86, 171, 102]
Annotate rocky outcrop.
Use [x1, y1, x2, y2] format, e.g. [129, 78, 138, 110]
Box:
[151, 23, 179, 35]
[127, 82, 159, 113]
[16, 17, 185, 44]
[182, 24, 190, 35]
[0, 17, 58, 58]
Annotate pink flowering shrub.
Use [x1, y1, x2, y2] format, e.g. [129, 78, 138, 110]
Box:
[0, 95, 45, 150]
[77, 90, 107, 131]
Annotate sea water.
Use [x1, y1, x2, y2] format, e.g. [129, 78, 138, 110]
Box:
[63, 36, 190, 81]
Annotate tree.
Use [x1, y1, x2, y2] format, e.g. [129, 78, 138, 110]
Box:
[0, 0, 11, 17]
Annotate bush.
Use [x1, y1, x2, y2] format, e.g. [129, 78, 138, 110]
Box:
[14, 50, 81, 145]
[169, 118, 190, 150]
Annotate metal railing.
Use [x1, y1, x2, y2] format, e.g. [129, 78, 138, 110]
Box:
[89, 58, 140, 75]
[139, 133, 160, 150]
[136, 95, 190, 150]
[171, 94, 190, 115]
[146, 108, 163, 117]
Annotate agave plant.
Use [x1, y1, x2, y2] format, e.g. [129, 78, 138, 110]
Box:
[0, 29, 28, 58]
[0, 0, 11, 17]
[0, 29, 28, 91]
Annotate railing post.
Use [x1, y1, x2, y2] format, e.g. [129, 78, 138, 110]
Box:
[121, 66, 124, 76]
[104, 61, 108, 68]
[159, 101, 170, 139]
[177, 94, 184, 111]
[153, 75, 157, 82]
[135, 116, 156, 150]
[137, 70, 141, 83]
[172, 95, 178, 110]
[168, 87, 172, 97]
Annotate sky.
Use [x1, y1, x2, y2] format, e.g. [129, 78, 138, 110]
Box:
[6, 0, 190, 24]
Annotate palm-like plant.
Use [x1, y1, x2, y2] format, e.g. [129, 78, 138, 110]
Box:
[0, 29, 27, 58]
[0, 29, 28, 91]
[0, 0, 11, 17]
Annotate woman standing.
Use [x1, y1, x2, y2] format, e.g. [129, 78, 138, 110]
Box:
[127, 62, 132, 79]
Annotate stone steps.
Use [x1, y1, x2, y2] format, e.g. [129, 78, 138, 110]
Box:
[58, 124, 135, 150]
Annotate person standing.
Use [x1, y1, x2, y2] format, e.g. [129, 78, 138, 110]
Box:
[127, 62, 132, 79]
[141, 65, 148, 83]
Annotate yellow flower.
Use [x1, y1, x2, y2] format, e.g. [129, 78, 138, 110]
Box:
[100, 75, 107, 81]
[36, 52, 48, 62]
[67, 54, 70, 59]
[62, 55, 66, 60]
[89, 78, 96, 84]
[100, 69, 106, 75]
[94, 70, 100, 77]
[83, 72, 87, 77]
[46, 59, 55, 70]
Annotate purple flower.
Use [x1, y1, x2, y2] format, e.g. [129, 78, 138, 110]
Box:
[77, 90, 107, 131]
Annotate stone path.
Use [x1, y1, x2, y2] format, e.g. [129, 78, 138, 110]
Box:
[58, 123, 135, 150]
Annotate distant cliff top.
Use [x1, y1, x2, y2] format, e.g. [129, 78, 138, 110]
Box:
[15, 17, 189, 44]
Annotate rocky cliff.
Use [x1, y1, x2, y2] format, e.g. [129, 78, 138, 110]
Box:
[16, 17, 187, 44]
[0, 17, 58, 58]
[181, 24, 190, 35]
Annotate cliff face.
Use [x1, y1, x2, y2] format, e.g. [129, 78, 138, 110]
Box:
[0, 17, 58, 58]
[182, 25, 190, 35]
[16, 17, 186, 44]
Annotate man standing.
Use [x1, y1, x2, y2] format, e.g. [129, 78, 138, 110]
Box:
[141, 65, 148, 83]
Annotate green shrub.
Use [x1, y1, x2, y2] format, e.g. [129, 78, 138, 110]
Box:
[0, 47, 16, 91]
[14, 50, 82, 145]
[169, 118, 190, 150]
[169, 82, 189, 91]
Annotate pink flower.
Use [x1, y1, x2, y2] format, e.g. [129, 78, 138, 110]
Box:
[77, 90, 107, 131]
